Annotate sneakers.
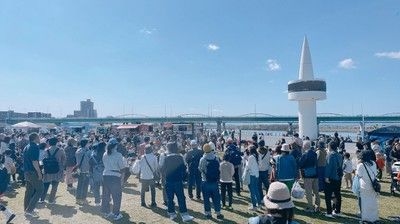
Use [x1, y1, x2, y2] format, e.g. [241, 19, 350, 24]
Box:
[332, 211, 343, 217]
[216, 214, 224, 219]
[169, 213, 177, 220]
[181, 214, 194, 222]
[150, 203, 157, 208]
[325, 213, 335, 218]
[25, 211, 39, 218]
[103, 212, 113, 218]
[113, 213, 123, 221]
[38, 199, 45, 204]
[248, 206, 257, 211]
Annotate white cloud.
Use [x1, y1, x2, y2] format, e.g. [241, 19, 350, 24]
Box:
[207, 44, 220, 51]
[139, 28, 156, 35]
[338, 58, 356, 69]
[375, 51, 400, 60]
[266, 59, 281, 71]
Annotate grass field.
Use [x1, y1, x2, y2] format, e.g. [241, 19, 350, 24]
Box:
[1, 174, 399, 224]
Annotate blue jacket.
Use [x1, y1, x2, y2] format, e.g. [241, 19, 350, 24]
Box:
[324, 151, 343, 180]
[299, 149, 318, 178]
[276, 154, 297, 180]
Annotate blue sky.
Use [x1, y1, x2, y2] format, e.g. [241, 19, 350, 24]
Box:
[0, 1, 399, 117]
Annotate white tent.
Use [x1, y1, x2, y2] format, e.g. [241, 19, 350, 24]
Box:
[11, 121, 42, 129]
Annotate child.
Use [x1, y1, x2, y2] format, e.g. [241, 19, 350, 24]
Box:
[342, 152, 353, 189]
[220, 154, 235, 208]
[0, 155, 16, 223]
[376, 153, 385, 181]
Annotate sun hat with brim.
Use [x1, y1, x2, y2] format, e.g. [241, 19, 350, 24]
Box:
[264, 182, 294, 210]
[281, 143, 290, 152]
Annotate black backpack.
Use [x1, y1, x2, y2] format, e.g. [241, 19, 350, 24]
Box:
[205, 158, 220, 182]
[43, 148, 60, 174]
[0, 166, 8, 194]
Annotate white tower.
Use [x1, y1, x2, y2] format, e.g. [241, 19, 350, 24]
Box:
[288, 37, 326, 140]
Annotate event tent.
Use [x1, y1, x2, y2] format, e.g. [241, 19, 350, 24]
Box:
[367, 125, 400, 142]
[11, 121, 42, 129]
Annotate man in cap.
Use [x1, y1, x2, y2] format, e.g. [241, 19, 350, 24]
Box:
[184, 140, 203, 200]
[224, 138, 243, 196]
[199, 144, 224, 220]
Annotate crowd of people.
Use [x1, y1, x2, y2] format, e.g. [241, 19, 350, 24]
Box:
[0, 128, 399, 223]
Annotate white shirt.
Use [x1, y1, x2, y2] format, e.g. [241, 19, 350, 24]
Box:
[356, 162, 377, 191]
[139, 153, 158, 180]
[343, 159, 354, 174]
[245, 155, 259, 178]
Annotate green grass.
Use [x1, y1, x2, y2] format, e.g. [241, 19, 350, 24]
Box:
[1, 174, 399, 224]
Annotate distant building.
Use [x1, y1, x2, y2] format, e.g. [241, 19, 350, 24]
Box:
[67, 99, 97, 118]
[0, 110, 51, 120]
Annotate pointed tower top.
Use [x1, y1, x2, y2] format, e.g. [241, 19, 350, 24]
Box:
[298, 36, 314, 80]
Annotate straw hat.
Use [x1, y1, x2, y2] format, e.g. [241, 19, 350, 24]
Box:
[203, 143, 212, 153]
[264, 182, 294, 210]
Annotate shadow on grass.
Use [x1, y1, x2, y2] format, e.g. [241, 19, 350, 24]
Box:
[25, 216, 52, 224]
[123, 187, 140, 195]
[47, 203, 78, 218]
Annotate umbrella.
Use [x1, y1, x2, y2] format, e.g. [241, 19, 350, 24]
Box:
[12, 121, 41, 129]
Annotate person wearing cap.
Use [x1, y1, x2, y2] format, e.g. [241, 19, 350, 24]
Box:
[184, 140, 203, 200]
[75, 138, 92, 205]
[248, 181, 296, 224]
[324, 141, 343, 218]
[257, 140, 271, 200]
[138, 144, 158, 207]
[316, 140, 327, 192]
[298, 140, 320, 213]
[198, 143, 224, 219]
[274, 144, 297, 191]
[161, 141, 194, 222]
[40, 137, 66, 204]
[101, 138, 125, 221]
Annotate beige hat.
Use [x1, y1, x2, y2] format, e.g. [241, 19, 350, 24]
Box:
[264, 181, 294, 210]
[281, 143, 290, 152]
[203, 143, 212, 153]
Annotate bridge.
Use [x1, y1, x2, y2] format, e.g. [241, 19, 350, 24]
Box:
[4, 115, 400, 125]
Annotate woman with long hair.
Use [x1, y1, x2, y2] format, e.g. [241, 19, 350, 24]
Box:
[244, 145, 261, 210]
[356, 149, 379, 223]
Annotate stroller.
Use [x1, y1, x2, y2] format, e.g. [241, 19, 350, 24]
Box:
[391, 161, 400, 195]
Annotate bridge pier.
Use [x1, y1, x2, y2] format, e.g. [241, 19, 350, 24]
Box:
[222, 122, 226, 131]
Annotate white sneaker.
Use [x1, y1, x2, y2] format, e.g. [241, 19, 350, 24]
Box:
[113, 213, 123, 221]
[248, 206, 257, 211]
[332, 211, 343, 217]
[103, 212, 113, 218]
[325, 213, 334, 218]
[169, 213, 177, 220]
[25, 211, 39, 218]
[182, 214, 194, 222]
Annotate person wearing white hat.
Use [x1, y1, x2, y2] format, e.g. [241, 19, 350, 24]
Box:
[184, 140, 203, 200]
[274, 144, 297, 191]
[248, 181, 296, 224]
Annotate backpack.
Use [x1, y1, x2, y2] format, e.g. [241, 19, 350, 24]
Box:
[42, 148, 60, 174]
[228, 148, 242, 166]
[205, 158, 220, 182]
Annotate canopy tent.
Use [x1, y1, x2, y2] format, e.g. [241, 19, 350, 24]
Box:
[117, 124, 140, 130]
[11, 121, 41, 129]
[367, 125, 400, 142]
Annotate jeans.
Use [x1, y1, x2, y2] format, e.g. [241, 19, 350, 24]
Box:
[92, 180, 102, 204]
[24, 171, 44, 212]
[102, 175, 122, 215]
[41, 181, 59, 202]
[317, 166, 325, 192]
[187, 170, 202, 198]
[165, 181, 187, 214]
[304, 178, 320, 209]
[324, 179, 342, 214]
[141, 179, 156, 205]
[249, 175, 261, 207]
[258, 170, 270, 199]
[76, 173, 89, 200]
[201, 182, 221, 214]
[233, 166, 241, 194]
[220, 182, 232, 207]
